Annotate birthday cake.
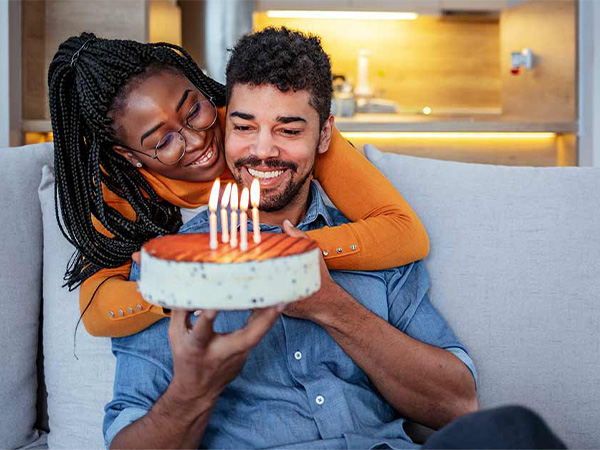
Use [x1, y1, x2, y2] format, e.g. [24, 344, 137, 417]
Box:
[138, 233, 322, 310]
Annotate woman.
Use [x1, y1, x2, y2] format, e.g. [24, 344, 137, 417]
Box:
[49, 33, 429, 337]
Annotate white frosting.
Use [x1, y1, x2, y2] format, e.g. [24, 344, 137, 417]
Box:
[138, 248, 321, 310]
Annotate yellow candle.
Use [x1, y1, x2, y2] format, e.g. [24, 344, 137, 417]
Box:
[230, 184, 239, 248]
[240, 187, 249, 251]
[250, 178, 261, 244]
[220, 183, 232, 243]
[208, 178, 220, 250]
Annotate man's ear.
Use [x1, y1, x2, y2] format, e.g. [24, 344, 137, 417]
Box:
[113, 145, 140, 167]
[317, 115, 335, 155]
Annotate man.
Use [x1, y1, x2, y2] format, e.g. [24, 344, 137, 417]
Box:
[104, 28, 565, 449]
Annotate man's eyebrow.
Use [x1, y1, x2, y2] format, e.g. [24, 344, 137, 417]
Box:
[176, 89, 192, 112]
[230, 111, 255, 120]
[140, 122, 165, 146]
[276, 116, 307, 124]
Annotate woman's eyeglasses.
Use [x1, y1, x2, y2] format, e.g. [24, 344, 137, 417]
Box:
[117, 95, 218, 166]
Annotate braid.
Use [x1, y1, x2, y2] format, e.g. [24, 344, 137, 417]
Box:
[48, 33, 226, 289]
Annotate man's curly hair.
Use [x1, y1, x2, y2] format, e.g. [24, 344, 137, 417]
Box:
[226, 27, 332, 127]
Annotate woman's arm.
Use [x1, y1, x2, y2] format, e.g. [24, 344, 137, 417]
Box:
[310, 126, 429, 271]
[79, 264, 167, 337]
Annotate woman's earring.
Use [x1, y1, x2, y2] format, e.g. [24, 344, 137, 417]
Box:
[135, 162, 143, 168]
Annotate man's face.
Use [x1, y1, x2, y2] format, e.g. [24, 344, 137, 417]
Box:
[225, 84, 330, 212]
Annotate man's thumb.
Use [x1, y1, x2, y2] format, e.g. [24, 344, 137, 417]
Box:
[283, 219, 308, 239]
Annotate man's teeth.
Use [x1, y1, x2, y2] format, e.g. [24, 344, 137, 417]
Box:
[248, 168, 284, 179]
[190, 150, 213, 166]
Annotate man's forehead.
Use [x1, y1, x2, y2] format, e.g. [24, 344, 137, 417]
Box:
[228, 83, 315, 118]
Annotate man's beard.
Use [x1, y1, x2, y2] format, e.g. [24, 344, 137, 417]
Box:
[233, 155, 313, 212]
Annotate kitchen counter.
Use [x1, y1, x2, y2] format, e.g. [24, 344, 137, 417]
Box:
[334, 114, 577, 133]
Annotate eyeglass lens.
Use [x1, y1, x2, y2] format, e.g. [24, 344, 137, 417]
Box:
[154, 99, 217, 165]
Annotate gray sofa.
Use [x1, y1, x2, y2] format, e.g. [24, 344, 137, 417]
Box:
[1, 142, 599, 449]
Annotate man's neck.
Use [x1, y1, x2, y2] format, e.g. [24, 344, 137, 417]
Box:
[259, 181, 311, 229]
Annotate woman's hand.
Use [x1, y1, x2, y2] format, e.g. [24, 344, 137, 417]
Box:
[167, 306, 283, 406]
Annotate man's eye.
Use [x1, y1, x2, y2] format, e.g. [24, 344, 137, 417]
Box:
[282, 129, 301, 136]
[234, 125, 251, 131]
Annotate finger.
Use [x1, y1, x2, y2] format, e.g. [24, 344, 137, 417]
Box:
[283, 219, 308, 239]
[228, 305, 282, 352]
[190, 309, 218, 347]
[169, 309, 192, 342]
[132, 251, 141, 265]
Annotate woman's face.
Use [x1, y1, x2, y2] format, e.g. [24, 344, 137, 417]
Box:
[111, 70, 225, 182]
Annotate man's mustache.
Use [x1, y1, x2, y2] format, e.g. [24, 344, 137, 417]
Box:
[234, 156, 298, 173]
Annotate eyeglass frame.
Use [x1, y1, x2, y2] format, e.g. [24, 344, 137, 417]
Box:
[113, 94, 218, 166]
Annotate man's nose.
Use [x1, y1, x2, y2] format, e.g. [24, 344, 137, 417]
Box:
[252, 129, 279, 159]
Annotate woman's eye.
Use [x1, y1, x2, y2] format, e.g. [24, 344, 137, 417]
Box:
[234, 125, 251, 131]
[156, 134, 173, 149]
[187, 102, 200, 119]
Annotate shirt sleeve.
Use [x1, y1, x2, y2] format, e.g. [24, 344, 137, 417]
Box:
[103, 320, 173, 448]
[385, 261, 478, 388]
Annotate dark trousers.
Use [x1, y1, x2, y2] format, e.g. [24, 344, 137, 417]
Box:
[422, 406, 567, 449]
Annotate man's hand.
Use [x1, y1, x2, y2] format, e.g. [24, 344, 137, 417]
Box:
[281, 220, 351, 324]
[168, 305, 283, 406]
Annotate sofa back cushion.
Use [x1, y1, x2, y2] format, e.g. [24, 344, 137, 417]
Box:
[0, 144, 52, 449]
[38, 164, 115, 449]
[365, 145, 600, 449]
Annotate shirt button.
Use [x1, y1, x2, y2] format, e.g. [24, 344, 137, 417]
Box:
[136, 304, 143, 311]
[336, 247, 343, 253]
[294, 351, 302, 360]
[350, 244, 357, 251]
[127, 307, 134, 314]
[315, 395, 325, 405]
[323, 250, 329, 257]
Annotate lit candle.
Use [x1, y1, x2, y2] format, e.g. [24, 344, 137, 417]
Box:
[251, 178, 261, 244]
[230, 184, 239, 248]
[220, 183, 232, 243]
[208, 178, 220, 250]
[240, 187, 249, 251]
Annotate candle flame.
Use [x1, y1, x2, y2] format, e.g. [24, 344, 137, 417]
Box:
[240, 187, 249, 211]
[221, 182, 232, 208]
[251, 178, 260, 207]
[230, 184, 239, 210]
[209, 178, 220, 211]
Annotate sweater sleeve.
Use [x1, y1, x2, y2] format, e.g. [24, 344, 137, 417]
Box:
[308, 125, 429, 271]
[79, 263, 167, 337]
[78, 191, 168, 338]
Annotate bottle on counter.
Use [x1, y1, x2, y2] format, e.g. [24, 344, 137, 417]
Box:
[331, 74, 356, 118]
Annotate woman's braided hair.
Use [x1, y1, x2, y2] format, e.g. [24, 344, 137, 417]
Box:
[48, 33, 226, 289]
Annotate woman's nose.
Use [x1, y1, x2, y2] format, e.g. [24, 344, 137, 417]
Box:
[180, 127, 207, 151]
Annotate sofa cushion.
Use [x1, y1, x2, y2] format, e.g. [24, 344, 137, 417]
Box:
[0, 143, 52, 449]
[365, 145, 600, 449]
[38, 164, 115, 449]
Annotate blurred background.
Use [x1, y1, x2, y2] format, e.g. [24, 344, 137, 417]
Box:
[2, 0, 599, 167]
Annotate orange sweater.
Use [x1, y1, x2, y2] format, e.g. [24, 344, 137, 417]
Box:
[80, 113, 429, 337]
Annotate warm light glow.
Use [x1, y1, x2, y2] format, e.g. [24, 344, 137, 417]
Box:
[341, 132, 557, 139]
[240, 187, 250, 212]
[422, 107, 432, 115]
[221, 183, 232, 208]
[250, 179, 260, 208]
[230, 184, 239, 210]
[209, 178, 220, 211]
[266, 10, 418, 20]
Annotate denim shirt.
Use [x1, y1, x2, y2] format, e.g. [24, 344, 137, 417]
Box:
[104, 183, 477, 450]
